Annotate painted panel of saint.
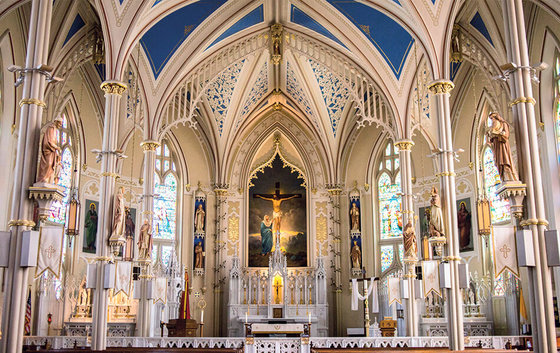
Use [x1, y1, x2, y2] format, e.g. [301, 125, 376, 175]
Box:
[457, 198, 473, 252]
[248, 155, 307, 267]
[83, 200, 99, 254]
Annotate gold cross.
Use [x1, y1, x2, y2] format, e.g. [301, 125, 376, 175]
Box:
[499, 244, 511, 259]
[43, 244, 57, 259]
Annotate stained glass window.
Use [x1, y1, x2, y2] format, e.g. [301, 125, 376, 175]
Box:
[381, 245, 394, 272]
[153, 142, 178, 240]
[398, 244, 404, 264]
[48, 115, 74, 225]
[161, 245, 173, 267]
[493, 272, 506, 296]
[483, 147, 510, 223]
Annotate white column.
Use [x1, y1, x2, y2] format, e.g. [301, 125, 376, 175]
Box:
[395, 140, 418, 337]
[137, 140, 158, 337]
[428, 80, 464, 350]
[0, 1, 52, 352]
[327, 186, 343, 336]
[90, 81, 127, 350]
[501, 1, 557, 352]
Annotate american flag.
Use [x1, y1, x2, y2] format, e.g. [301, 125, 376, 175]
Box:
[24, 289, 31, 335]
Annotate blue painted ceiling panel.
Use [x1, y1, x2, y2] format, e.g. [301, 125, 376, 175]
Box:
[63, 14, 85, 46]
[208, 5, 264, 48]
[450, 61, 462, 82]
[290, 5, 346, 49]
[470, 12, 494, 46]
[140, 0, 227, 78]
[327, 0, 414, 79]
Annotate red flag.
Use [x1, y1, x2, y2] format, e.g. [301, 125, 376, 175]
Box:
[179, 270, 191, 320]
[24, 289, 32, 335]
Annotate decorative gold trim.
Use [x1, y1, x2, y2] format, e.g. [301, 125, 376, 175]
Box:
[245, 337, 254, 345]
[214, 188, 228, 195]
[428, 80, 454, 95]
[95, 256, 113, 262]
[138, 274, 154, 279]
[100, 81, 127, 96]
[520, 219, 539, 227]
[394, 140, 414, 151]
[327, 188, 343, 195]
[301, 337, 310, 345]
[101, 172, 120, 179]
[509, 97, 536, 106]
[19, 98, 46, 108]
[435, 172, 456, 177]
[140, 140, 160, 151]
[538, 219, 549, 226]
[142, 211, 154, 215]
[8, 219, 36, 228]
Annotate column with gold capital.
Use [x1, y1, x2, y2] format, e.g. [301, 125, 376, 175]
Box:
[395, 139, 418, 337]
[91, 80, 127, 350]
[428, 79, 464, 350]
[1, 1, 53, 352]
[136, 140, 159, 337]
[213, 185, 228, 335]
[327, 185, 343, 336]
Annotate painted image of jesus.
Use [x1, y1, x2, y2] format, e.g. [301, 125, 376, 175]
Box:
[254, 184, 302, 235]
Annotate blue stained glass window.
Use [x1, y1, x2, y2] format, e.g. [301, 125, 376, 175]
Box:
[153, 142, 178, 241]
[381, 245, 394, 272]
[483, 147, 510, 223]
[49, 117, 74, 225]
[161, 245, 173, 267]
[378, 172, 402, 239]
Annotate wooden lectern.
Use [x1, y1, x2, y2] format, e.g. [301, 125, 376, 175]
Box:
[167, 318, 199, 337]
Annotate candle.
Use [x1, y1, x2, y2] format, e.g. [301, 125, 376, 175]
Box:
[308, 312, 311, 324]
[200, 309, 204, 324]
[245, 311, 248, 323]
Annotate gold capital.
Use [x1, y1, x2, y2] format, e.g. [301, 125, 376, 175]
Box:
[19, 98, 46, 109]
[140, 140, 160, 151]
[509, 97, 536, 106]
[428, 80, 454, 95]
[394, 140, 414, 151]
[8, 219, 36, 228]
[100, 81, 127, 96]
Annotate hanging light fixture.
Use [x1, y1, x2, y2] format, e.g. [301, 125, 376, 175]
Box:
[476, 197, 491, 236]
[66, 186, 80, 246]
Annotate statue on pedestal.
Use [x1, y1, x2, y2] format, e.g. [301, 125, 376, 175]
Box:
[109, 186, 126, 242]
[487, 112, 518, 182]
[429, 187, 445, 238]
[403, 221, 417, 260]
[350, 240, 362, 269]
[194, 241, 204, 268]
[37, 117, 63, 184]
[138, 219, 153, 259]
[194, 203, 206, 233]
[350, 202, 360, 231]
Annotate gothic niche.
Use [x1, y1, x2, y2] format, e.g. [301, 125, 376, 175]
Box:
[247, 141, 307, 267]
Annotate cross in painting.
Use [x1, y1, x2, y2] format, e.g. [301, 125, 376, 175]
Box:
[253, 182, 302, 235]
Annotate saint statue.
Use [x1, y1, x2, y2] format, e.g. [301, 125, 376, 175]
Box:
[350, 202, 360, 231]
[194, 203, 205, 233]
[429, 187, 445, 238]
[403, 221, 417, 260]
[458, 202, 472, 250]
[260, 215, 273, 255]
[137, 219, 153, 259]
[84, 203, 98, 252]
[194, 241, 204, 268]
[124, 207, 135, 261]
[350, 240, 362, 269]
[254, 182, 302, 235]
[487, 112, 518, 182]
[78, 277, 89, 306]
[109, 187, 126, 242]
[37, 117, 63, 184]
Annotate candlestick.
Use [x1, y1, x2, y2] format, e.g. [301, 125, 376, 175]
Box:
[201, 309, 204, 323]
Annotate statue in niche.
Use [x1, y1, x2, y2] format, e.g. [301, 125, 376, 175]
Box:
[78, 276, 90, 306]
[457, 201, 472, 250]
[138, 219, 153, 259]
[487, 112, 518, 182]
[84, 202, 98, 252]
[37, 117, 63, 184]
[195, 203, 205, 233]
[194, 240, 204, 268]
[403, 221, 418, 260]
[110, 187, 126, 242]
[350, 202, 360, 231]
[260, 215, 273, 255]
[429, 187, 445, 238]
[350, 240, 362, 269]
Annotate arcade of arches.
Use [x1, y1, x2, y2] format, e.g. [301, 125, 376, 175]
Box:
[1, 1, 560, 352]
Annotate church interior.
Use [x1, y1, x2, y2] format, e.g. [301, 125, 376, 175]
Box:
[1, 0, 560, 352]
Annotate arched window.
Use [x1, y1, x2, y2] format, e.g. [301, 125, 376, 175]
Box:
[377, 141, 403, 273]
[48, 114, 74, 225]
[153, 142, 178, 266]
[482, 146, 510, 223]
[554, 52, 560, 160]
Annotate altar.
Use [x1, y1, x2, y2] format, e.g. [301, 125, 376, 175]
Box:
[227, 237, 328, 337]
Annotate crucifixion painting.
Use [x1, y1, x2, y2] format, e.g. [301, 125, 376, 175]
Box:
[248, 155, 307, 267]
